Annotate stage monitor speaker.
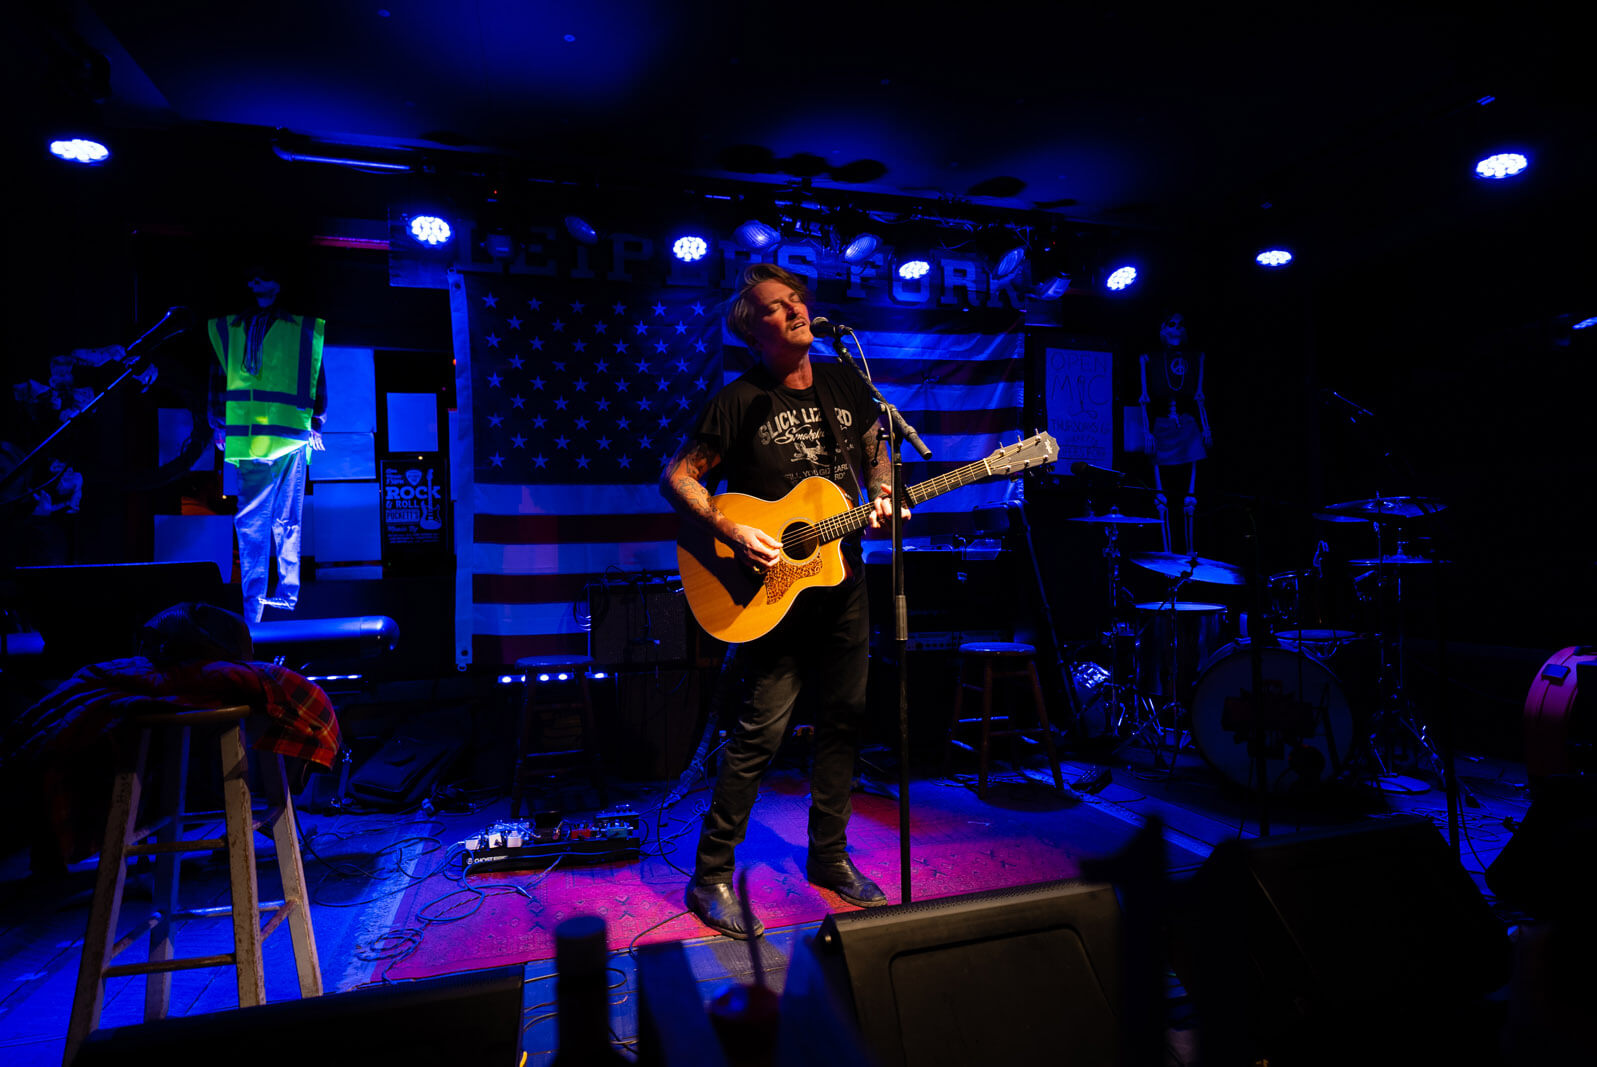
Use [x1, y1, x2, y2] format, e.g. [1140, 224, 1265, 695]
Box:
[73, 964, 525, 1066]
[588, 577, 689, 667]
[810, 878, 1122, 1067]
[1178, 814, 1512, 1062]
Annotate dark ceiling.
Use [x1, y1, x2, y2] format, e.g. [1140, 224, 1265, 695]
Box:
[11, 4, 1595, 322]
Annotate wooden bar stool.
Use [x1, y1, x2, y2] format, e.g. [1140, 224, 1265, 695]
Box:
[510, 655, 608, 818]
[65, 705, 322, 1065]
[946, 642, 1064, 797]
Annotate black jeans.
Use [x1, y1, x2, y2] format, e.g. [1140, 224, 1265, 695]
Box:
[692, 574, 870, 884]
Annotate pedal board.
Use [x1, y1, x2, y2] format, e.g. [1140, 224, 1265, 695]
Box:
[461, 806, 641, 874]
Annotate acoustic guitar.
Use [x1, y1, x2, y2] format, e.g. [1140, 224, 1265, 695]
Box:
[677, 432, 1058, 643]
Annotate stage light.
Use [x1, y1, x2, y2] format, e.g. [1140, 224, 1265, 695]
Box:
[409, 215, 453, 246]
[1574, 316, 1597, 330]
[1105, 265, 1138, 291]
[49, 137, 110, 165]
[1256, 249, 1294, 268]
[565, 215, 598, 245]
[842, 232, 881, 264]
[590, 671, 609, 680]
[1475, 152, 1528, 179]
[993, 245, 1027, 282]
[1032, 273, 1071, 300]
[898, 258, 931, 281]
[538, 673, 551, 682]
[673, 234, 709, 262]
[732, 219, 781, 251]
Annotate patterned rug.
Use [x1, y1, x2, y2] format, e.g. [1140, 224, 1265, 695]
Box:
[381, 770, 1176, 980]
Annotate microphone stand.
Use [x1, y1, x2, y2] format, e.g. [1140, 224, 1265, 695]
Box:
[827, 331, 932, 904]
[0, 309, 185, 499]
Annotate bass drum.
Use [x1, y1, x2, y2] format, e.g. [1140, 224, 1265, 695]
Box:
[1190, 640, 1355, 794]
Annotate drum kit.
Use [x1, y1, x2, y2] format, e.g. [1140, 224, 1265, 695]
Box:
[1067, 493, 1452, 796]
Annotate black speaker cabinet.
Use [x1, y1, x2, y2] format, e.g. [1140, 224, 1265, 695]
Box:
[73, 964, 525, 1065]
[1177, 814, 1512, 1064]
[588, 578, 689, 666]
[810, 878, 1122, 1067]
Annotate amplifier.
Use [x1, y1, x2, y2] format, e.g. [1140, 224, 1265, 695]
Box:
[587, 577, 690, 667]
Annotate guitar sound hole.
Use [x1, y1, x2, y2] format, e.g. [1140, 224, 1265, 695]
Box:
[782, 522, 820, 561]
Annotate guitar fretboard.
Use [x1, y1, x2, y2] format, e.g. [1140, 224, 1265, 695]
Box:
[811, 457, 995, 545]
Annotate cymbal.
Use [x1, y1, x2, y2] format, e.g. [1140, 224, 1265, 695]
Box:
[1066, 510, 1162, 525]
[1321, 496, 1447, 520]
[1348, 554, 1451, 566]
[1129, 552, 1247, 585]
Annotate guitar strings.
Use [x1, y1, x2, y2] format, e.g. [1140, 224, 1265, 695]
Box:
[775, 458, 995, 551]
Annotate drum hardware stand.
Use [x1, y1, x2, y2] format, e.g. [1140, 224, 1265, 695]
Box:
[1085, 513, 1165, 764]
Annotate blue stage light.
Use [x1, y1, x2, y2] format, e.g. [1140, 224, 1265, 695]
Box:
[1475, 153, 1528, 179]
[1574, 316, 1597, 331]
[1256, 249, 1294, 268]
[733, 219, 781, 251]
[565, 215, 598, 245]
[409, 215, 453, 246]
[898, 259, 931, 281]
[1105, 266, 1137, 291]
[50, 138, 110, 165]
[673, 235, 709, 262]
[842, 232, 880, 264]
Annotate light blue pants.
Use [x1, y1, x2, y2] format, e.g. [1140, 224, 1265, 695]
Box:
[234, 447, 308, 623]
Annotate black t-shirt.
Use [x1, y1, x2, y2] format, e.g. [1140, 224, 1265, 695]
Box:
[692, 360, 880, 562]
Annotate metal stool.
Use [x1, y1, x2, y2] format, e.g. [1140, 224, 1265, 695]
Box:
[510, 655, 607, 817]
[946, 642, 1064, 797]
[65, 705, 322, 1064]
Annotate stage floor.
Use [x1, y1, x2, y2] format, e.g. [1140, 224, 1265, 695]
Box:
[0, 726, 1534, 1065]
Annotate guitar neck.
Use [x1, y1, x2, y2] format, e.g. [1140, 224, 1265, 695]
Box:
[812, 457, 1001, 546]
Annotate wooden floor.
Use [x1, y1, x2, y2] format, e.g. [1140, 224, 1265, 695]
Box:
[0, 715, 1535, 1065]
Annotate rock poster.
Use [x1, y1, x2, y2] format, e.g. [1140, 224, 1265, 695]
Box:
[380, 458, 449, 562]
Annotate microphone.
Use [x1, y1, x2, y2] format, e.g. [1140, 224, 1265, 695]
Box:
[126, 306, 192, 354]
[1320, 388, 1374, 422]
[808, 316, 855, 339]
[1070, 460, 1125, 480]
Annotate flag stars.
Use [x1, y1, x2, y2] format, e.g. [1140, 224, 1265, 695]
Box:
[506, 315, 522, 329]
[637, 397, 652, 411]
[638, 434, 653, 450]
[634, 358, 651, 374]
[594, 358, 609, 374]
[482, 293, 498, 308]
[596, 435, 612, 450]
[612, 339, 631, 355]
[617, 454, 632, 470]
[573, 377, 589, 393]
[552, 319, 566, 333]
[487, 413, 504, 427]
[510, 433, 526, 448]
[553, 396, 569, 411]
[612, 302, 627, 315]
[677, 395, 692, 410]
[654, 339, 669, 354]
[690, 302, 706, 316]
[530, 375, 546, 391]
[554, 434, 571, 449]
[570, 300, 585, 314]
[673, 357, 689, 373]
[572, 340, 587, 353]
[593, 321, 608, 335]
[530, 337, 544, 351]
[614, 379, 629, 393]
[693, 339, 708, 353]
[633, 321, 649, 336]
[486, 372, 503, 388]
[657, 377, 670, 392]
[576, 455, 591, 469]
[485, 333, 501, 348]
[657, 414, 672, 428]
[616, 415, 630, 429]
[694, 376, 708, 390]
[531, 414, 547, 429]
[489, 452, 505, 467]
[532, 453, 549, 468]
[574, 416, 590, 431]
[553, 361, 567, 372]
[652, 302, 667, 317]
[673, 321, 687, 334]
[595, 398, 611, 412]
[527, 298, 542, 311]
[511, 395, 526, 409]
[507, 354, 524, 369]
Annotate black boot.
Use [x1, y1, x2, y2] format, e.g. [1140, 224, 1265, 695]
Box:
[805, 854, 887, 907]
[685, 880, 764, 939]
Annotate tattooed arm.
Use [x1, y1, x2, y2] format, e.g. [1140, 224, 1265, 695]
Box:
[863, 409, 911, 530]
[660, 438, 781, 569]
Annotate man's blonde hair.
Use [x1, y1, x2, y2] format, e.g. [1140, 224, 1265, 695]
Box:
[726, 263, 812, 350]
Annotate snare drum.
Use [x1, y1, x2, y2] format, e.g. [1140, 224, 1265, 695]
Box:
[1189, 640, 1355, 794]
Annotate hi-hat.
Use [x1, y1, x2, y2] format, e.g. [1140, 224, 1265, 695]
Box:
[1066, 509, 1162, 525]
[1321, 496, 1447, 521]
[1129, 552, 1246, 585]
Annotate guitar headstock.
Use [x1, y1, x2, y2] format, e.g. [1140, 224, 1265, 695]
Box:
[986, 432, 1059, 476]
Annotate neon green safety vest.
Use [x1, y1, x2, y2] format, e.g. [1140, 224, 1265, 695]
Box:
[208, 313, 325, 464]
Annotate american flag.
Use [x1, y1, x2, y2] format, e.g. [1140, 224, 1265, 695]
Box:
[459, 271, 1025, 667]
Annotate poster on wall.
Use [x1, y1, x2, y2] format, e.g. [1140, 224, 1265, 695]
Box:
[380, 457, 450, 568]
[1044, 347, 1114, 466]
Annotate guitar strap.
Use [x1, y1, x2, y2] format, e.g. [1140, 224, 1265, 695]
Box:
[811, 364, 869, 503]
